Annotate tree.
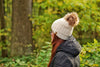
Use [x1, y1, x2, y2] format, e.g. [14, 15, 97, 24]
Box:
[11, 0, 34, 56]
[0, 0, 8, 57]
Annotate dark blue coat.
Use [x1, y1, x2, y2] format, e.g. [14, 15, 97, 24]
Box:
[49, 35, 81, 67]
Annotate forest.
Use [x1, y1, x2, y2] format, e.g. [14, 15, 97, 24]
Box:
[0, 0, 100, 67]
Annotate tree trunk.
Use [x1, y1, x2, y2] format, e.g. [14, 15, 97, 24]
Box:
[0, 0, 8, 57]
[11, 0, 34, 56]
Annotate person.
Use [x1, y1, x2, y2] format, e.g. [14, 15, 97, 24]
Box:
[48, 12, 81, 67]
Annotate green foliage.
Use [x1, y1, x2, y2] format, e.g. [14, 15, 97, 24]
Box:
[32, 0, 100, 47]
[0, 0, 12, 56]
[0, 0, 100, 67]
[80, 39, 100, 67]
[0, 43, 51, 67]
[0, 39, 100, 67]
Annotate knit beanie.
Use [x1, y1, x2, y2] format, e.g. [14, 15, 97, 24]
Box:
[51, 12, 79, 40]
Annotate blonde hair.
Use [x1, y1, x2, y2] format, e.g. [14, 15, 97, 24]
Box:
[64, 12, 79, 27]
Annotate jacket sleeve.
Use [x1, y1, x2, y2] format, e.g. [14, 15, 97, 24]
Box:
[53, 53, 73, 67]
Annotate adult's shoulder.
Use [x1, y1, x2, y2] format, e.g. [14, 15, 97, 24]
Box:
[53, 52, 73, 67]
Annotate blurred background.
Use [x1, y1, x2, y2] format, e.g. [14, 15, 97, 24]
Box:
[0, 0, 100, 67]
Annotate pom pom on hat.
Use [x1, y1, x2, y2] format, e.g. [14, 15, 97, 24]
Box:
[64, 12, 79, 27]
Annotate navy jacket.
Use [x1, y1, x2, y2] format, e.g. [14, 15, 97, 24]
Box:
[49, 35, 81, 67]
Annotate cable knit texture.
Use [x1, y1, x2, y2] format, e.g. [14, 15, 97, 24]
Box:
[51, 12, 79, 40]
[51, 18, 74, 40]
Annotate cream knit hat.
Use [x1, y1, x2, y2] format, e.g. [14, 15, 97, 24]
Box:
[51, 12, 79, 40]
